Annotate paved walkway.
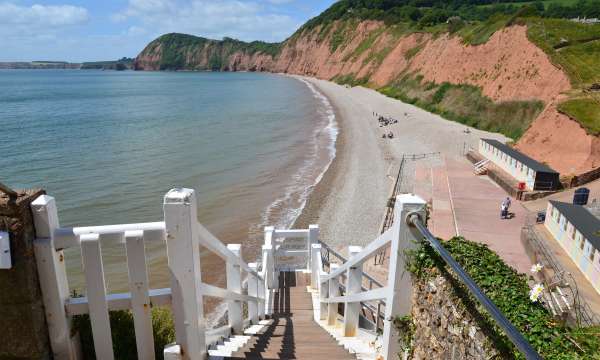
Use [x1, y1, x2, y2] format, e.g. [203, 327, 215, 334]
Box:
[416, 157, 533, 274]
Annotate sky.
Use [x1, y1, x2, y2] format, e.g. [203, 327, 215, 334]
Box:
[0, 0, 336, 62]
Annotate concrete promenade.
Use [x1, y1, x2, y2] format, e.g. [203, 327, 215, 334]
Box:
[415, 157, 533, 274]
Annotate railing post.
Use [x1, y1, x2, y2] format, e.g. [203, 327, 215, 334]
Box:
[264, 226, 276, 288]
[248, 263, 259, 324]
[308, 224, 319, 269]
[382, 194, 426, 360]
[327, 263, 340, 326]
[226, 244, 243, 334]
[310, 243, 322, 290]
[257, 273, 265, 320]
[344, 246, 363, 337]
[262, 244, 274, 315]
[31, 195, 79, 359]
[319, 273, 328, 321]
[163, 188, 206, 360]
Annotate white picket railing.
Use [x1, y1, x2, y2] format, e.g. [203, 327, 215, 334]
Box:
[314, 194, 427, 360]
[31, 188, 274, 360]
[30, 186, 427, 360]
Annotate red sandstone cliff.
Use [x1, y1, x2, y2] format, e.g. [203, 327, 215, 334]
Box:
[135, 23, 597, 175]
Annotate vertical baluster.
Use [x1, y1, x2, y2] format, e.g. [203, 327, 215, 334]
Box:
[310, 244, 322, 290]
[226, 244, 243, 333]
[261, 244, 273, 315]
[319, 272, 328, 321]
[344, 246, 363, 337]
[81, 234, 114, 360]
[125, 230, 155, 360]
[257, 273, 265, 320]
[163, 188, 206, 360]
[308, 224, 319, 270]
[327, 264, 340, 326]
[31, 195, 79, 360]
[248, 263, 259, 324]
[382, 194, 426, 360]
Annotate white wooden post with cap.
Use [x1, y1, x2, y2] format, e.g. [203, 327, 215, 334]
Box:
[382, 194, 427, 360]
[163, 188, 206, 360]
[248, 262, 259, 324]
[344, 245, 363, 337]
[31, 195, 79, 360]
[226, 244, 243, 334]
[310, 243, 322, 290]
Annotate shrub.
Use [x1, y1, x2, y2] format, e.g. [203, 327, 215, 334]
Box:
[406, 237, 600, 359]
[73, 307, 175, 359]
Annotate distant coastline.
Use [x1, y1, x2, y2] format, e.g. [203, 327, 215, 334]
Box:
[0, 58, 134, 70]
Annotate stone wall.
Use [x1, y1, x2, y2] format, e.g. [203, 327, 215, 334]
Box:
[0, 189, 50, 360]
[409, 271, 503, 360]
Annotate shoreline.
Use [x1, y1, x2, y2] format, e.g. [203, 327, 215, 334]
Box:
[292, 84, 345, 231]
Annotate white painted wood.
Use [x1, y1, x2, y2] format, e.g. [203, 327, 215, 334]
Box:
[307, 224, 319, 268]
[163, 188, 206, 360]
[248, 263, 259, 324]
[226, 244, 243, 334]
[261, 244, 274, 315]
[321, 229, 392, 283]
[382, 194, 426, 360]
[163, 344, 182, 360]
[327, 263, 340, 326]
[197, 224, 260, 278]
[319, 273, 328, 321]
[81, 234, 114, 360]
[66, 288, 172, 315]
[125, 232, 155, 360]
[200, 283, 259, 303]
[271, 229, 309, 238]
[30, 194, 79, 360]
[344, 246, 363, 337]
[323, 287, 388, 304]
[257, 276, 265, 319]
[54, 222, 165, 250]
[310, 244, 322, 290]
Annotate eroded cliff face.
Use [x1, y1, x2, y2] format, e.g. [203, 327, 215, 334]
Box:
[135, 23, 598, 174]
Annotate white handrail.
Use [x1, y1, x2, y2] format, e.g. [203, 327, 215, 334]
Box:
[320, 229, 393, 283]
[197, 222, 263, 279]
[53, 222, 165, 249]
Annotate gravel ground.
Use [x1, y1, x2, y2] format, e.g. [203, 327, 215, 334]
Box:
[293, 76, 508, 253]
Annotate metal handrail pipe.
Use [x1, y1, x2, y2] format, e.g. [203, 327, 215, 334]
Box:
[321, 229, 392, 283]
[410, 215, 542, 360]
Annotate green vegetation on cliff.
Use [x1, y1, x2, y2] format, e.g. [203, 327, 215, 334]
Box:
[300, 0, 599, 33]
[407, 237, 600, 359]
[379, 74, 544, 139]
[141, 33, 281, 70]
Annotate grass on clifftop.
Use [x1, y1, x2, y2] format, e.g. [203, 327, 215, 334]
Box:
[378, 74, 544, 140]
[407, 237, 600, 359]
[558, 98, 600, 135]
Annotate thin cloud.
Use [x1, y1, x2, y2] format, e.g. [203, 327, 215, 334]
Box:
[113, 0, 300, 42]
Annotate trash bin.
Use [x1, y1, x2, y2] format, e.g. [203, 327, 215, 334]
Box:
[573, 188, 590, 205]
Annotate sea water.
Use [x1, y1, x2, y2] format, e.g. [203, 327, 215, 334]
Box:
[0, 70, 336, 324]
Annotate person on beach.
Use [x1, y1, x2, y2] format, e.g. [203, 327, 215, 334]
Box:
[501, 197, 511, 219]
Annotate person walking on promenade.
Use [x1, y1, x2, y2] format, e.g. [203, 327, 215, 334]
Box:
[501, 197, 511, 219]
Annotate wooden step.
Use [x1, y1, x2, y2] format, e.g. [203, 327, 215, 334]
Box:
[219, 272, 356, 360]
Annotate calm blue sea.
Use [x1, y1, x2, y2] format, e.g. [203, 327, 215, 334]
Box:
[0, 70, 336, 310]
